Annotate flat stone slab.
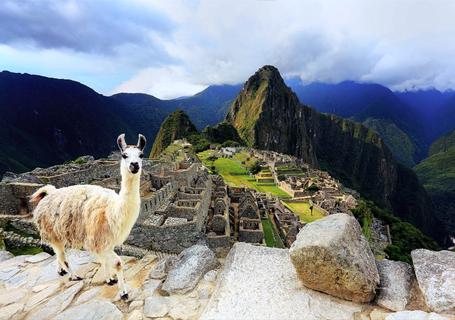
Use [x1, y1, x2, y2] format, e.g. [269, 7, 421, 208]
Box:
[376, 259, 413, 311]
[200, 242, 365, 320]
[412, 249, 455, 314]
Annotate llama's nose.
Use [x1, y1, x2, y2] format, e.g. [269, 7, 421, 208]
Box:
[129, 162, 139, 174]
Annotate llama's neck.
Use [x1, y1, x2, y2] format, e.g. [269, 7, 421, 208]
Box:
[116, 168, 141, 243]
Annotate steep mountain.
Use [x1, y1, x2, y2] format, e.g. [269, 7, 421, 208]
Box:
[227, 65, 447, 244]
[288, 80, 426, 165]
[362, 118, 416, 167]
[0, 71, 162, 175]
[415, 130, 455, 236]
[112, 84, 241, 131]
[396, 89, 455, 144]
[438, 95, 455, 140]
[150, 110, 198, 158]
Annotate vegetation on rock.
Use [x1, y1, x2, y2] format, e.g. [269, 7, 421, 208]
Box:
[352, 200, 439, 264]
[150, 110, 198, 158]
[415, 129, 455, 236]
[226, 65, 447, 245]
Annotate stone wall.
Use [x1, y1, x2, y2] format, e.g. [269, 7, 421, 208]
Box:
[0, 182, 43, 215]
[126, 166, 212, 253]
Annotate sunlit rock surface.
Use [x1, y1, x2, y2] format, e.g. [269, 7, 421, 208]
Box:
[201, 242, 365, 320]
[289, 213, 379, 303]
[412, 249, 455, 314]
[0, 248, 217, 320]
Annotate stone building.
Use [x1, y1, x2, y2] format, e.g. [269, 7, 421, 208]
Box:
[205, 175, 231, 255]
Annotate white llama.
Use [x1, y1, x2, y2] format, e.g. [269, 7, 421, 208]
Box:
[30, 133, 146, 300]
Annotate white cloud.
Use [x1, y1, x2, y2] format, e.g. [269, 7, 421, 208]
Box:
[2, 0, 455, 96]
[113, 65, 206, 99]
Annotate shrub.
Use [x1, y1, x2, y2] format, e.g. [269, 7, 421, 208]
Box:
[249, 161, 262, 175]
[306, 184, 319, 192]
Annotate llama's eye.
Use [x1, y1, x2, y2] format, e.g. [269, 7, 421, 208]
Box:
[139, 153, 144, 158]
[122, 154, 128, 159]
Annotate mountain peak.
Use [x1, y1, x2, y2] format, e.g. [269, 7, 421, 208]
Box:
[150, 110, 198, 158]
[243, 65, 286, 92]
[226, 65, 302, 147]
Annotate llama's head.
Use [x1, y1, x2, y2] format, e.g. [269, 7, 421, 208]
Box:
[117, 133, 147, 175]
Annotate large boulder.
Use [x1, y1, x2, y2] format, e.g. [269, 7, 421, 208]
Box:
[411, 249, 455, 314]
[375, 259, 413, 311]
[289, 213, 379, 303]
[162, 244, 218, 294]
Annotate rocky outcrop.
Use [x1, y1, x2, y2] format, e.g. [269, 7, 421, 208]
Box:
[289, 213, 379, 303]
[385, 310, 450, 320]
[201, 242, 366, 320]
[0, 250, 13, 262]
[226, 65, 446, 244]
[376, 259, 413, 311]
[0, 249, 217, 320]
[162, 244, 218, 294]
[411, 249, 455, 314]
[150, 110, 198, 158]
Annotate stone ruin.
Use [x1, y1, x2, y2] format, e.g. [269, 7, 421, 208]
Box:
[0, 154, 226, 255]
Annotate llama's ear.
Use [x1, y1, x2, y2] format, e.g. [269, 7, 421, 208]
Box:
[137, 134, 147, 151]
[117, 134, 127, 152]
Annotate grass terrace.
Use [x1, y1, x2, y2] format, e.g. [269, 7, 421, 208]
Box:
[282, 200, 325, 223]
[198, 150, 291, 199]
[261, 219, 285, 248]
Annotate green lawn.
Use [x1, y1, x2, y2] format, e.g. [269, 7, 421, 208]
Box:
[261, 219, 285, 248]
[198, 150, 291, 199]
[282, 201, 325, 223]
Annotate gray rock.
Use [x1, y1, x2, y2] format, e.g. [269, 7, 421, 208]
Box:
[200, 242, 364, 320]
[289, 213, 379, 303]
[162, 245, 218, 294]
[143, 296, 169, 318]
[26, 281, 84, 320]
[0, 303, 23, 320]
[376, 259, 413, 311]
[149, 256, 177, 280]
[26, 252, 51, 263]
[54, 300, 122, 320]
[203, 270, 217, 282]
[385, 310, 450, 320]
[411, 249, 455, 314]
[0, 288, 27, 307]
[0, 251, 14, 263]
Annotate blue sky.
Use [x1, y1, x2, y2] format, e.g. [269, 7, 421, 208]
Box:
[1, 0, 455, 99]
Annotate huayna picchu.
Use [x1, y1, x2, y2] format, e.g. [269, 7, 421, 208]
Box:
[226, 65, 448, 245]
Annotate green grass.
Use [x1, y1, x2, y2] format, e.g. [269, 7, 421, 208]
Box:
[8, 245, 43, 256]
[261, 219, 285, 248]
[198, 150, 291, 198]
[282, 201, 325, 223]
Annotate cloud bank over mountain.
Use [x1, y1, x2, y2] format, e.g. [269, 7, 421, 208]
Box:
[1, 0, 455, 98]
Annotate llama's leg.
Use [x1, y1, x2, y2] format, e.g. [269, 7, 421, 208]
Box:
[52, 241, 82, 281]
[52, 241, 69, 276]
[99, 253, 117, 285]
[109, 251, 128, 300]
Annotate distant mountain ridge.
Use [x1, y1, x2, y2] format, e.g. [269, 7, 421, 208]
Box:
[226, 65, 447, 244]
[0, 71, 155, 174]
[415, 129, 455, 236]
[0, 71, 241, 175]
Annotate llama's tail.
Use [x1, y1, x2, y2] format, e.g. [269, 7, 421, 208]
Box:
[30, 185, 56, 205]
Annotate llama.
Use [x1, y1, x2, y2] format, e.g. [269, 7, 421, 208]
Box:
[30, 133, 146, 300]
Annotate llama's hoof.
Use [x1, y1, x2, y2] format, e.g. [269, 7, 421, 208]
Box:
[106, 278, 118, 286]
[70, 275, 83, 281]
[58, 269, 68, 276]
[120, 292, 129, 301]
